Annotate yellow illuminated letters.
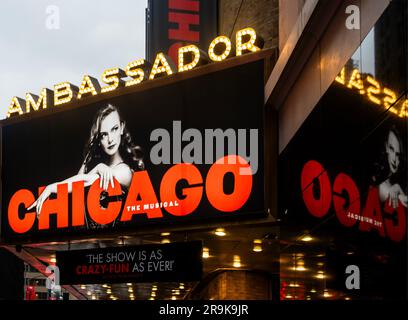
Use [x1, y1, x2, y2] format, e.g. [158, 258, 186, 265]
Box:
[6, 97, 25, 118]
[125, 59, 146, 87]
[366, 76, 381, 105]
[101, 68, 125, 93]
[178, 45, 201, 72]
[77, 75, 100, 99]
[335, 67, 346, 85]
[54, 82, 77, 106]
[5, 28, 269, 118]
[208, 36, 232, 62]
[347, 69, 365, 94]
[149, 53, 174, 80]
[236, 28, 261, 56]
[26, 88, 53, 113]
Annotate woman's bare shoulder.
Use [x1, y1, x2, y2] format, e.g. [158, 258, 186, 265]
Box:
[112, 162, 133, 187]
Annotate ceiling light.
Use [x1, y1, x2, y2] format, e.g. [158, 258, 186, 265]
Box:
[161, 238, 170, 244]
[127, 283, 132, 286]
[253, 239, 262, 252]
[202, 247, 210, 259]
[161, 232, 170, 236]
[80, 285, 86, 290]
[171, 296, 176, 300]
[233, 255, 241, 268]
[292, 266, 307, 271]
[215, 228, 226, 236]
[179, 283, 185, 290]
[151, 292, 156, 297]
[300, 235, 313, 242]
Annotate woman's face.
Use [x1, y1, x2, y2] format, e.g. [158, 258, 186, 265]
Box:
[386, 131, 401, 175]
[99, 111, 123, 156]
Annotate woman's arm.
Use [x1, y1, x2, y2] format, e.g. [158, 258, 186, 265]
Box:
[379, 180, 407, 208]
[28, 172, 100, 216]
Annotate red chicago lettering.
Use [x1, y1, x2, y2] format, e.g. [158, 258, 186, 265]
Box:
[160, 163, 203, 216]
[332, 173, 359, 227]
[168, 0, 200, 65]
[87, 179, 122, 225]
[206, 155, 253, 212]
[300, 160, 407, 242]
[7, 157, 254, 234]
[301, 160, 331, 218]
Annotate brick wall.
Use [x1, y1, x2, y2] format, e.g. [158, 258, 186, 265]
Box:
[219, 0, 279, 50]
[195, 270, 272, 300]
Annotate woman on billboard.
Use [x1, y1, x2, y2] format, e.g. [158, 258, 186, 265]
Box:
[378, 126, 407, 209]
[28, 104, 144, 223]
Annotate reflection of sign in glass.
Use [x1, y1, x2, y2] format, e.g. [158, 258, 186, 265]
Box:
[301, 159, 407, 242]
[335, 67, 408, 118]
[56, 241, 203, 285]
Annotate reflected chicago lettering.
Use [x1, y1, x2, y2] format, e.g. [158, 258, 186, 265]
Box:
[7, 155, 253, 234]
[301, 160, 407, 242]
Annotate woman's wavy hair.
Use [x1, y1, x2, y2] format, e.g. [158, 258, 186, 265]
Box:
[83, 104, 144, 173]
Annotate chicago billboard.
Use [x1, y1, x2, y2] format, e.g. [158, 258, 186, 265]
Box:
[0, 59, 266, 244]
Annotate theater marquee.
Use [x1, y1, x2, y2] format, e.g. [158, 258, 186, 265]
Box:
[0, 45, 266, 244]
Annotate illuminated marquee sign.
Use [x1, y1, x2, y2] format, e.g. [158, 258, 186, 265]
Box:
[6, 27, 263, 118]
[56, 241, 203, 285]
[1, 57, 266, 244]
